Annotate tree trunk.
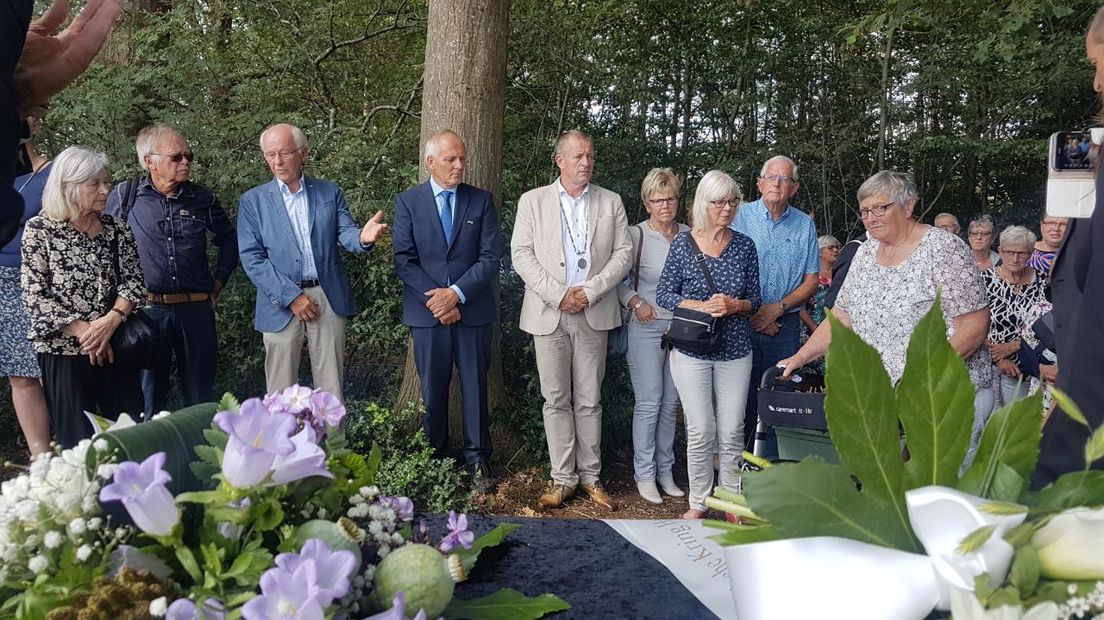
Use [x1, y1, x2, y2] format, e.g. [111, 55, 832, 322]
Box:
[395, 0, 509, 442]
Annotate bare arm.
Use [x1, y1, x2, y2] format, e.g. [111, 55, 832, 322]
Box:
[950, 307, 989, 360]
[778, 306, 852, 377]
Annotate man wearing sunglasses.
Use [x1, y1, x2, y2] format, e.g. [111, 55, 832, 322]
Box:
[107, 122, 238, 417]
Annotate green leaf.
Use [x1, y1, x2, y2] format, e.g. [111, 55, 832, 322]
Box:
[175, 547, 202, 583]
[366, 442, 382, 484]
[1086, 424, 1104, 466]
[823, 314, 912, 543]
[978, 501, 1029, 515]
[707, 524, 784, 546]
[442, 588, 570, 620]
[896, 295, 974, 488]
[1003, 522, 1039, 549]
[218, 392, 240, 413]
[1048, 387, 1088, 427]
[455, 523, 521, 573]
[956, 524, 997, 554]
[743, 458, 919, 552]
[1027, 470, 1104, 510]
[1008, 543, 1040, 596]
[959, 392, 1043, 501]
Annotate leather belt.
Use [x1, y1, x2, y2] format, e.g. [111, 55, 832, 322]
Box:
[299, 279, 321, 288]
[147, 292, 209, 304]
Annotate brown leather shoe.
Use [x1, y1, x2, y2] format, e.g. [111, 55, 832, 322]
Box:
[581, 481, 618, 511]
[538, 484, 575, 509]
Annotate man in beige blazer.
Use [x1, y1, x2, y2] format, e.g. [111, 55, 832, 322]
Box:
[511, 130, 632, 510]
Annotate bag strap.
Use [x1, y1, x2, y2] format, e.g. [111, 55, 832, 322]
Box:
[685, 233, 719, 295]
[118, 178, 139, 223]
[631, 224, 644, 290]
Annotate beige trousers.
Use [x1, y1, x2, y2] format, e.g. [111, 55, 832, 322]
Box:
[533, 311, 608, 487]
[262, 286, 347, 401]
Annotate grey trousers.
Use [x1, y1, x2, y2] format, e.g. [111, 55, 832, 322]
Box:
[533, 311, 608, 487]
[964, 385, 996, 469]
[670, 350, 753, 511]
[262, 286, 347, 402]
[626, 318, 679, 482]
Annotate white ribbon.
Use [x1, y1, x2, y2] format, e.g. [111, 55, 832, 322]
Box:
[724, 485, 1026, 620]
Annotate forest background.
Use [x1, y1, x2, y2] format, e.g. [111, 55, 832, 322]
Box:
[1, 0, 1100, 474]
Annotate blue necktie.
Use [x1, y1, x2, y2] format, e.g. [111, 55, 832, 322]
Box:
[440, 190, 453, 243]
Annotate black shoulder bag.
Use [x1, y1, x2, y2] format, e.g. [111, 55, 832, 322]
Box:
[661, 235, 723, 355]
[107, 184, 162, 370]
[607, 224, 644, 360]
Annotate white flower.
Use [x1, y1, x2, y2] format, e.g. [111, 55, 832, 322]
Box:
[1033, 506, 1104, 581]
[76, 544, 92, 561]
[152, 410, 171, 420]
[87, 517, 102, 530]
[949, 587, 1059, 620]
[149, 596, 167, 616]
[96, 464, 117, 479]
[68, 517, 87, 536]
[92, 438, 109, 452]
[28, 555, 48, 574]
[43, 531, 63, 549]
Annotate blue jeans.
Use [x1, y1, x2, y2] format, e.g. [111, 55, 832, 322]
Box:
[140, 301, 217, 417]
[626, 318, 679, 482]
[744, 312, 802, 459]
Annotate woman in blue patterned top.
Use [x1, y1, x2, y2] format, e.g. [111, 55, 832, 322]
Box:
[656, 170, 761, 519]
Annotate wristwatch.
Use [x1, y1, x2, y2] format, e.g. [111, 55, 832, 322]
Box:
[779, 300, 790, 313]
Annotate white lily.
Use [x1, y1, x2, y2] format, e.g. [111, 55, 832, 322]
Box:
[1032, 506, 1104, 581]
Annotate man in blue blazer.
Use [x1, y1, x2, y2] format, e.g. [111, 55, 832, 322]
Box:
[393, 130, 500, 493]
[238, 124, 388, 402]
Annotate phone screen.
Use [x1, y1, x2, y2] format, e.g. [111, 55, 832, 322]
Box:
[1052, 131, 1095, 171]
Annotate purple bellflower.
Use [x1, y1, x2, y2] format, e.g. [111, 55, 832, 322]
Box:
[241, 560, 325, 620]
[379, 496, 415, 522]
[269, 426, 333, 485]
[274, 539, 357, 605]
[99, 452, 180, 537]
[438, 511, 474, 553]
[362, 592, 428, 620]
[215, 398, 296, 488]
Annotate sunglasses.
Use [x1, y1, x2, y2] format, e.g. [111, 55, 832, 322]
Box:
[154, 151, 195, 163]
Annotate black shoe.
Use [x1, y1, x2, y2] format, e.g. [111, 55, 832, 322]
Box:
[469, 462, 496, 495]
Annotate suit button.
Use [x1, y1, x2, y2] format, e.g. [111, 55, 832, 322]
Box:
[560, 262, 565, 266]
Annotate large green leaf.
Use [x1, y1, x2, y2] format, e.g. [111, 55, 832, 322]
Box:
[442, 588, 570, 620]
[823, 314, 912, 543]
[958, 392, 1043, 501]
[454, 523, 522, 573]
[743, 458, 920, 552]
[87, 402, 219, 494]
[1026, 470, 1104, 510]
[896, 297, 974, 488]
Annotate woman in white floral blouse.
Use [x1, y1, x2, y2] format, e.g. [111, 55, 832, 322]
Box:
[777, 170, 993, 467]
[20, 146, 146, 448]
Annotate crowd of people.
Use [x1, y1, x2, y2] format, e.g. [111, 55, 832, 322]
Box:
[2, 0, 1103, 519]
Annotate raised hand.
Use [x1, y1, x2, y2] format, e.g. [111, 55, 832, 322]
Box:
[360, 210, 389, 244]
[15, 0, 122, 109]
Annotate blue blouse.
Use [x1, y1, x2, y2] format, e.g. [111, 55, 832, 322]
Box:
[656, 230, 761, 361]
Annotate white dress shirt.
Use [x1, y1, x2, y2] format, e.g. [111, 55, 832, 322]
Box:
[277, 175, 318, 281]
[557, 179, 591, 286]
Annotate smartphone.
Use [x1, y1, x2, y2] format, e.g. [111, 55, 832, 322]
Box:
[1046, 129, 1102, 218]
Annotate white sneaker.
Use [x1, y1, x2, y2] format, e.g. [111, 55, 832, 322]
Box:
[658, 476, 685, 497]
[637, 480, 662, 504]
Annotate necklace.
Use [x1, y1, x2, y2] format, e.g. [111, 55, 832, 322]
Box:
[647, 219, 677, 240]
[560, 198, 589, 269]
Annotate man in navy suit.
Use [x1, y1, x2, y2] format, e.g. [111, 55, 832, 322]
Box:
[393, 130, 501, 493]
[238, 124, 388, 402]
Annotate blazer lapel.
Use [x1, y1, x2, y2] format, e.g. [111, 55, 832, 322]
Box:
[420, 182, 449, 248]
[547, 183, 566, 269]
[266, 180, 299, 248]
[586, 185, 599, 252]
[306, 177, 318, 232]
[447, 184, 471, 251]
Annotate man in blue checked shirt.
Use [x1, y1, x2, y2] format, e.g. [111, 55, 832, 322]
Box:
[731, 155, 820, 459]
[107, 123, 238, 417]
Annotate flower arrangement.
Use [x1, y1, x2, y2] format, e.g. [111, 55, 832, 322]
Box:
[0, 386, 569, 620]
[706, 299, 1104, 620]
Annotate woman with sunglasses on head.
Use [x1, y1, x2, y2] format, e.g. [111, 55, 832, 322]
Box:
[618, 168, 691, 504]
[982, 226, 1050, 412]
[777, 170, 992, 467]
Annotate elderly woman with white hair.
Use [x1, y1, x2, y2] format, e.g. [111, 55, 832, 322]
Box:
[777, 170, 993, 465]
[20, 146, 145, 448]
[982, 225, 1050, 408]
[656, 170, 760, 519]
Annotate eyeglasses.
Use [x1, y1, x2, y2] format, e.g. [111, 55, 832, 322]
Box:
[709, 199, 740, 208]
[968, 230, 993, 238]
[760, 174, 797, 184]
[1000, 249, 1031, 259]
[263, 148, 305, 161]
[858, 201, 894, 219]
[154, 151, 194, 163]
[822, 245, 841, 251]
[1041, 221, 1067, 229]
[648, 197, 678, 206]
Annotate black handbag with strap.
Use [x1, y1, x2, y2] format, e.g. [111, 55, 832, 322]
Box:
[107, 181, 163, 369]
[662, 234, 723, 355]
[607, 224, 645, 360]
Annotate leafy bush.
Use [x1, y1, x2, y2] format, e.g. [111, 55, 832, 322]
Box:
[344, 401, 472, 513]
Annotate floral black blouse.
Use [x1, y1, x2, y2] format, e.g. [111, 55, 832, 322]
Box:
[20, 215, 146, 355]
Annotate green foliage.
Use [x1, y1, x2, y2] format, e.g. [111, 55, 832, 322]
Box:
[344, 402, 472, 512]
[454, 523, 521, 574]
[959, 393, 1044, 502]
[442, 588, 571, 620]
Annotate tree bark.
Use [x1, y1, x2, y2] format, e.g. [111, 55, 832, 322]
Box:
[395, 0, 509, 439]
